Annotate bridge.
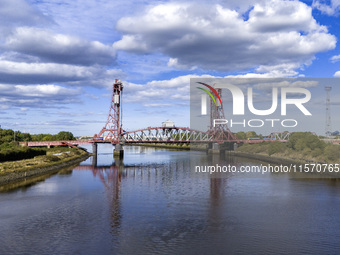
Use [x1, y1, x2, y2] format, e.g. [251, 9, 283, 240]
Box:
[21, 79, 291, 156]
[22, 130, 289, 146]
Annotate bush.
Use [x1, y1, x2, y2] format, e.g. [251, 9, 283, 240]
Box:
[0, 144, 46, 162]
[324, 144, 340, 162]
[268, 141, 286, 156]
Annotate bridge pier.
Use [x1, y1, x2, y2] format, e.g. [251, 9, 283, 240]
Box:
[92, 153, 97, 167]
[207, 142, 236, 155]
[92, 143, 98, 167]
[207, 143, 225, 154]
[92, 143, 97, 155]
[114, 143, 124, 159]
[234, 143, 238, 150]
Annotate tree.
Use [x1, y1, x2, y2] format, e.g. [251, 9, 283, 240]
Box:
[42, 134, 55, 141]
[246, 131, 258, 139]
[236, 131, 246, 139]
[56, 131, 75, 141]
[288, 132, 324, 151]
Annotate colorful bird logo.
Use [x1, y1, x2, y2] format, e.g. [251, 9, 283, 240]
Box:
[196, 82, 222, 107]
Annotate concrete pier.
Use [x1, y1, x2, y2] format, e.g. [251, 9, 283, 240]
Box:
[92, 143, 97, 155]
[207, 142, 236, 154]
[114, 143, 124, 158]
[92, 143, 98, 167]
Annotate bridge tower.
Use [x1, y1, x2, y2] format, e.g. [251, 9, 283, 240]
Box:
[209, 87, 236, 141]
[197, 82, 237, 154]
[197, 82, 236, 142]
[94, 79, 124, 157]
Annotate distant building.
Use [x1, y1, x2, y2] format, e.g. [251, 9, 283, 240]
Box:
[162, 120, 175, 127]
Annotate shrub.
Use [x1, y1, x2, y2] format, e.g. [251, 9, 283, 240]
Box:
[0, 145, 46, 162]
[324, 144, 340, 162]
[268, 141, 286, 156]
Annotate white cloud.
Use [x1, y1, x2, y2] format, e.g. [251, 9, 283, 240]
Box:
[114, 1, 336, 75]
[5, 27, 116, 66]
[334, 71, 340, 77]
[0, 1, 122, 90]
[330, 54, 340, 63]
[124, 74, 215, 104]
[0, 84, 81, 109]
[312, 0, 340, 16]
[15, 84, 80, 97]
[0, 60, 124, 86]
[0, 0, 52, 30]
[168, 58, 197, 70]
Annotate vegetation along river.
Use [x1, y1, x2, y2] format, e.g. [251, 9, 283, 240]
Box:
[0, 144, 340, 254]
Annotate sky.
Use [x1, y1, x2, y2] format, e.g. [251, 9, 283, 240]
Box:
[0, 0, 340, 136]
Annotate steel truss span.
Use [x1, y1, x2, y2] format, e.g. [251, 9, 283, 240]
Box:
[122, 127, 212, 143]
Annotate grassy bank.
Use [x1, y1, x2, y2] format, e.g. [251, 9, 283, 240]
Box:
[0, 147, 89, 185]
[236, 132, 340, 164]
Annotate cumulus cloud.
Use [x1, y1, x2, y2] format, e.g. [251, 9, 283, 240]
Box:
[330, 54, 340, 63]
[312, 0, 340, 15]
[0, 60, 124, 87]
[0, 0, 119, 87]
[124, 74, 215, 104]
[0, 84, 81, 109]
[0, 0, 52, 30]
[0, 60, 98, 84]
[4, 27, 116, 66]
[114, 1, 336, 74]
[334, 71, 340, 77]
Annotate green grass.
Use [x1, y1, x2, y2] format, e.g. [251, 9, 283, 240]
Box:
[237, 133, 340, 163]
[0, 147, 88, 176]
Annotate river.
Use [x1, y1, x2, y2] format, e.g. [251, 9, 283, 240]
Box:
[1, 145, 340, 254]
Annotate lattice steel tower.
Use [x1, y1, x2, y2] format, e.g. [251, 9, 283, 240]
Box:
[94, 79, 124, 143]
[197, 82, 236, 141]
[325, 86, 332, 136]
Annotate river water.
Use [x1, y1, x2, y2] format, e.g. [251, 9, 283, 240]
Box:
[1, 145, 340, 254]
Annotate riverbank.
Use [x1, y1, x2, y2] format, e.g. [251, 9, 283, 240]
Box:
[230, 150, 340, 178]
[0, 147, 90, 186]
[230, 151, 312, 165]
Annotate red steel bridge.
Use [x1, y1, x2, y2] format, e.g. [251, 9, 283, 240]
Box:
[22, 79, 290, 149]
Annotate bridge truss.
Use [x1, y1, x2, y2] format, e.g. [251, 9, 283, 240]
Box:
[122, 127, 212, 143]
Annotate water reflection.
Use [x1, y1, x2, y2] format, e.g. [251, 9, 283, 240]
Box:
[1, 146, 340, 254]
[74, 155, 200, 240]
[0, 166, 74, 193]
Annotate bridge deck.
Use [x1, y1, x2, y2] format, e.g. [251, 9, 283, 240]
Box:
[20, 139, 288, 147]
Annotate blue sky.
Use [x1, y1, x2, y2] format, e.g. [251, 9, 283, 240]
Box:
[0, 0, 339, 136]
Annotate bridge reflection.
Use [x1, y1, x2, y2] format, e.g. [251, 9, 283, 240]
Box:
[74, 161, 125, 233]
[74, 153, 232, 235]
